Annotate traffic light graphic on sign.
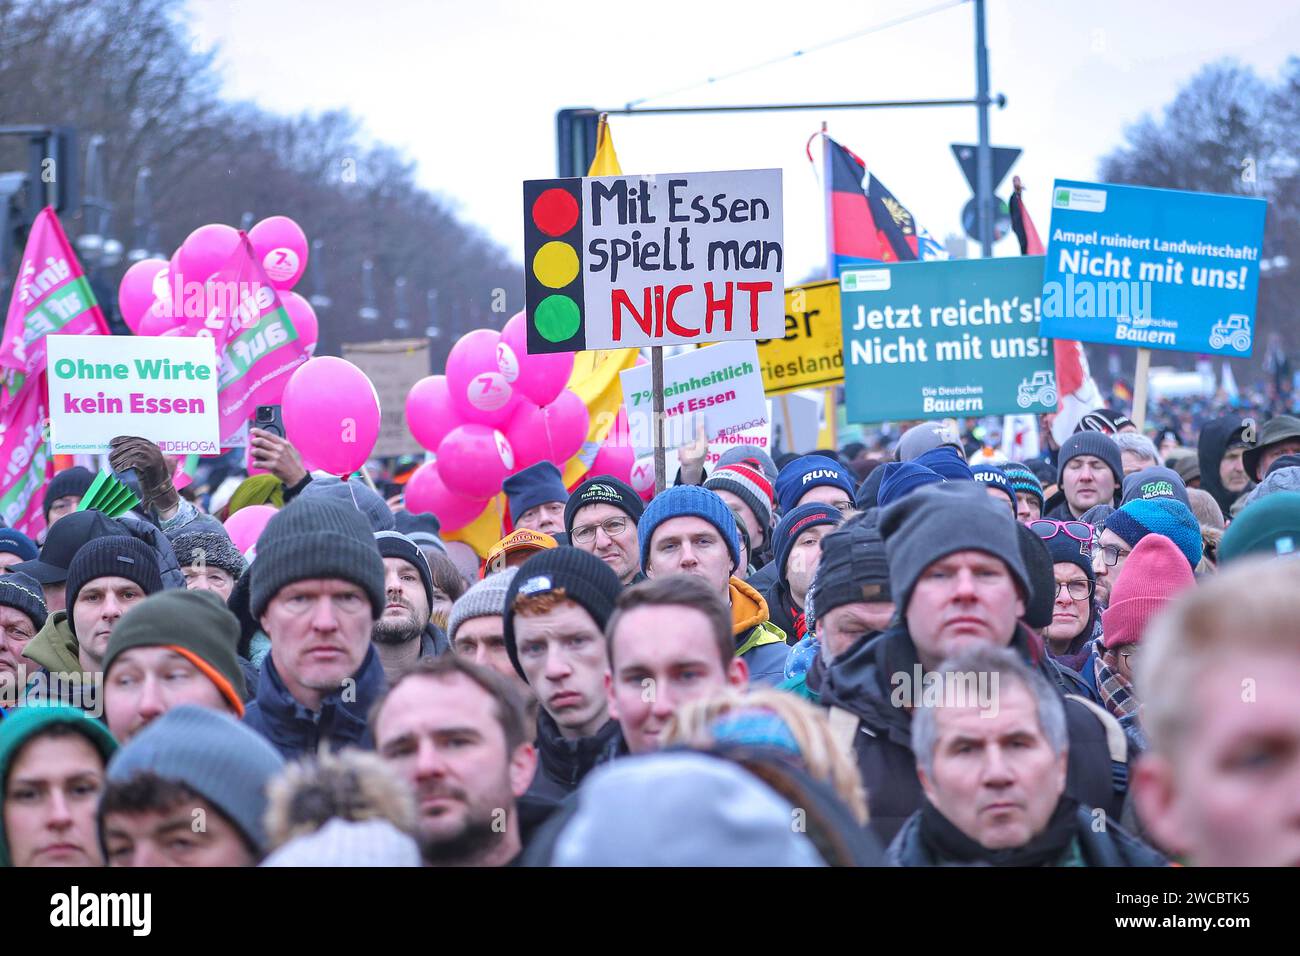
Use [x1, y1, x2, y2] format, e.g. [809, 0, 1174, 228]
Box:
[523, 178, 585, 354]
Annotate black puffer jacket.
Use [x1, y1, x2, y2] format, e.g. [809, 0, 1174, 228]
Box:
[115, 511, 185, 591]
[526, 712, 625, 803]
[819, 623, 1126, 845]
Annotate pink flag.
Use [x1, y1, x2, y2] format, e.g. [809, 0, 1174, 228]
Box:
[183, 233, 310, 442]
[0, 207, 109, 399]
[0, 373, 53, 538]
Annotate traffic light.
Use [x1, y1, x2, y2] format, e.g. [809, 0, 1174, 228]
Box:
[523, 177, 585, 354]
[555, 108, 599, 179]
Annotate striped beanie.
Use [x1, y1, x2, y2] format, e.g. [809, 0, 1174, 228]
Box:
[1002, 462, 1044, 510]
[704, 461, 774, 533]
[1104, 497, 1203, 570]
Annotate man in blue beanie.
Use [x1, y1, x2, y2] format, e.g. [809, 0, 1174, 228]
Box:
[503, 462, 570, 538]
[1044, 431, 1124, 520]
[756, 503, 842, 643]
[773, 455, 855, 515]
[638, 485, 788, 685]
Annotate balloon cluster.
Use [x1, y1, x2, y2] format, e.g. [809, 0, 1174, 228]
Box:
[116, 216, 319, 357]
[405, 312, 609, 532]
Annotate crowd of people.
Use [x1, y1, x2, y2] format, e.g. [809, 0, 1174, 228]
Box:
[0, 402, 1297, 868]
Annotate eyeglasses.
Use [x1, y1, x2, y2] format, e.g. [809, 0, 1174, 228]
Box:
[571, 516, 629, 545]
[1053, 579, 1096, 601]
[1098, 544, 1129, 567]
[1029, 519, 1094, 548]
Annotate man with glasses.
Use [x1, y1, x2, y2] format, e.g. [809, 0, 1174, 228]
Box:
[563, 477, 645, 587]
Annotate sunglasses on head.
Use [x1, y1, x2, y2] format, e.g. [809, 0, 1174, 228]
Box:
[1029, 519, 1094, 547]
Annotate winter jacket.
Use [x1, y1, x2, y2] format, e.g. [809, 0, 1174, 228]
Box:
[115, 511, 185, 591]
[421, 623, 449, 658]
[243, 644, 387, 759]
[744, 558, 779, 593]
[22, 611, 82, 675]
[886, 803, 1167, 867]
[729, 576, 788, 686]
[1198, 415, 1252, 516]
[526, 711, 625, 803]
[819, 622, 1127, 845]
[759, 574, 802, 644]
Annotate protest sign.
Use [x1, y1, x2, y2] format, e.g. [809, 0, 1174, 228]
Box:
[620, 341, 767, 452]
[343, 337, 429, 457]
[756, 281, 845, 395]
[0, 375, 51, 535]
[839, 256, 1056, 422]
[522, 169, 784, 352]
[46, 335, 220, 455]
[1040, 179, 1267, 356]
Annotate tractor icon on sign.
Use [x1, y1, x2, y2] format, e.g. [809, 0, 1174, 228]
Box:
[1209, 314, 1251, 352]
[1017, 371, 1057, 409]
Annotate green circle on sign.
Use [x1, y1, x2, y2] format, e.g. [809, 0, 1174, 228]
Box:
[535, 295, 581, 343]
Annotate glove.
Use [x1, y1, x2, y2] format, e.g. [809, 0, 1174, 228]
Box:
[109, 436, 179, 515]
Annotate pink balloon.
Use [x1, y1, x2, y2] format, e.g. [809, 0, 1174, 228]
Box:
[118, 258, 170, 333]
[281, 291, 318, 356]
[406, 375, 459, 453]
[629, 456, 656, 502]
[249, 216, 309, 290]
[224, 504, 277, 554]
[446, 329, 519, 426]
[436, 424, 514, 499]
[499, 311, 574, 407]
[176, 224, 241, 289]
[404, 461, 488, 532]
[282, 357, 381, 476]
[588, 438, 635, 484]
[504, 390, 589, 472]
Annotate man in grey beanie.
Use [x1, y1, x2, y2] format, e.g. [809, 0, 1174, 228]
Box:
[817, 482, 1127, 845]
[1044, 431, 1123, 519]
[244, 497, 388, 758]
[99, 705, 285, 866]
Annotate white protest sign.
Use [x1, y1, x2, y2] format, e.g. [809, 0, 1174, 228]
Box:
[522, 168, 785, 352]
[47, 335, 220, 455]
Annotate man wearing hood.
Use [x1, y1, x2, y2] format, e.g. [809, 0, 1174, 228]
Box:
[1196, 415, 1253, 516]
[818, 482, 1127, 843]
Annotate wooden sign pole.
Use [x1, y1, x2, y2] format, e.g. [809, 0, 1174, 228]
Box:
[651, 345, 667, 494]
[1131, 347, 1151, 431]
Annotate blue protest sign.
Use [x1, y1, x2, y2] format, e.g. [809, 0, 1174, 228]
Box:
[1040, 180, 1267, 356]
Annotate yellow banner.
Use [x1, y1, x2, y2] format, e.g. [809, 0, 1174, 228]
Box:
[758, 280, 845, 395]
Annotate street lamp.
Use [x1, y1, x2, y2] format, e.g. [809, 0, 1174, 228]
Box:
[359, 259, 379, 324]
[393, 275, 411, 333]
[425, 288, 440, 339]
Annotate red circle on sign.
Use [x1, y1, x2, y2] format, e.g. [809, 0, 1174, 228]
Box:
[532, 188, 579, 237]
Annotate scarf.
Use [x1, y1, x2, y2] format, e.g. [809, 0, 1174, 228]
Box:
[918, 795, 1080, 867]
[1093, 636, 1139, 720]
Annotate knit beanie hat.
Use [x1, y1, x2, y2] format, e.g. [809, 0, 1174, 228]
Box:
[704, 462, 774, 534]
[1076, 408, 1134, 435]
[1217, 492, 1300, 565]
[1079, 503, 1115, 528]
[854, 464, 888, 510]
[1121, 466, 1190, 507]
[774, 455, 855, 513]
[565, 475, 645, 533]
[447, 567, 519, 645]
[638, 485, 740, 574]
[773, 503, 841, 586]
[1040, 526, 1095, 583]
[503, 547, 623, 681]
[502, 462, 569, 524]
[262, 818, 421, 867]
[65, 536, 164, 628]
[1101, 534, 1196, 649]
[250, 497, 386, 620]
[914, 445, 975, 483]
[171, 529, 248, 579]
[1056, 431, 1123, 491]
[373, 530, 433, 610]
[896, 421, 961, 462]
[11, 509, 121, 585]
[103, 589, 246, 715]
[228, 474, 285, 514]
[0, 706, 117, 866]
[0, 528, 37, 563]
[393, 510, 445, 553]
[879, 482, 1030, 616]
[1104, 498, 1203, 570]
[297, 476, 395, 533]
[1002, 462, 1044, 510]
[814, 513, 892, 621]
[715, 445, 779, 484]
[105, 706, 284, 854]
[1014, 522, 1056, 629]
[0, 571, 47, 632]
[43, 465, 95, 518]
[971, 465, 1015, 510]
[876, 461, 945, 508]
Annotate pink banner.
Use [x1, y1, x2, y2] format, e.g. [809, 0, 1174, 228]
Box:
[0, 373, 52, 538]
[183, 233, 309, 442]
[0, 206, 108, 399]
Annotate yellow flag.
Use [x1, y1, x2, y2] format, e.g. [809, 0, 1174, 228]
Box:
[445, 115, 638, 557]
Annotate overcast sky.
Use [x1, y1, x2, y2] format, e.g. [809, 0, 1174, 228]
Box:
[187, 0, 1298, 280]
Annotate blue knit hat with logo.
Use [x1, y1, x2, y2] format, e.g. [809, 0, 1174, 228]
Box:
[773, 455, 855, 513]
[914, 445, 975, 483]
[1104, 497, 1203, 570]
[639, 485, 740, 574]
[971, 465, 1016, 510]
[772, 503, 841, 585]
[876, 461, 945, 508]
[1001, 462, 1044, 510]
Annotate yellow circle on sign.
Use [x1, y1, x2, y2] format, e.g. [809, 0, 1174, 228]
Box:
[532, 241, 579, 289]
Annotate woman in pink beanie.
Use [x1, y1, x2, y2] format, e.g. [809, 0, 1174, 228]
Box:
[1094, 534, 1197, 753]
